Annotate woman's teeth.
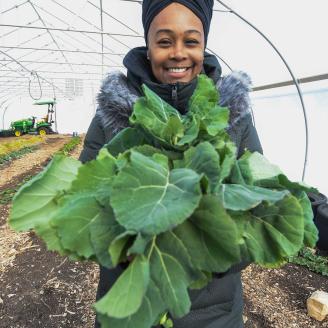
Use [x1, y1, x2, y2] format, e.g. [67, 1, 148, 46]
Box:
[168, 67, 189, 73]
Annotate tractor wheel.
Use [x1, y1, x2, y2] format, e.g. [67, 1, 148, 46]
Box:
[38, 127, 49, 136]
[14, 130, 22, 137]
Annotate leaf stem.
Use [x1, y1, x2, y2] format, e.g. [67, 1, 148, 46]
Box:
[147, 236, 156, 261]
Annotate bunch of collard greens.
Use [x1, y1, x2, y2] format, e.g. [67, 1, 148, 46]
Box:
[10, 75, 318, 328]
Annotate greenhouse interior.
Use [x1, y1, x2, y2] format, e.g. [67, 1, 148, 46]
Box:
[0, 1, 327, 328]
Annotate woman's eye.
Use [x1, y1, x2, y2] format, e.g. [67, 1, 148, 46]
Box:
[185, 39, 199, 45]
[158, 39, 171, 46]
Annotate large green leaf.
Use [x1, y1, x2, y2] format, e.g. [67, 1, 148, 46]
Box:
[109, 231, 135, 266]
[176, 116, 199, 146]
[111, 151, 202, 235]
[229, 161, 247, 185]
[51, 195, 102, 258]
[105, 127, 149, 157]
[237, 151, 283, 185]
[231, 155, 316, 196]
[188, 74, 218, 111]
[191, 196, 241, 270]
[255, 173, 317, 194]
[188, 75, 229, 136]
[202, 105, 229, 136]
[89, 204, 125, 268]
[71, 148, 116, 190]
[174, 142, 221, 192]
[128, 233, 153, 256]
[296, 191, 318, 247]
[70, 149, 116, 204]
[141, 85, 180, 120]
[147, 238, 192, 318]
[10, 155, 80, 231]
[275, 175, 317, 193]
[212, 131, 237, 182]
[155, 232, 204, 283]
[129, 76, 229, 149]
[133, 144, 182, 162]
[162, 115, 185, 145]
[130, 86, 183, 147]
[97, 279, 166, 328]
[217, 184, 289, 211]
[174, 195, 240, 273]
[44, 153, 121, 260]
[94, 255, 150, 318]
[230, 194, 305, 266]
[34, 221, 68, 255]
[132, 144, 163, 157]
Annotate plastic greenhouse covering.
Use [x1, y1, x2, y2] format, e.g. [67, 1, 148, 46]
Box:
[0, 0, 327, 195]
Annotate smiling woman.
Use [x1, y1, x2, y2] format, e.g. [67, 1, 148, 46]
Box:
[79, 0, 263, 328]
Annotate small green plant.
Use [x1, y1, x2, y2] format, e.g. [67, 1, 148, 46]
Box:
[56, 136, 81, 155]
[0, 189, 15, 205]
[0, 174, 34, 205]
[289, 247, 328, 276]
[0, 145, 39, 166]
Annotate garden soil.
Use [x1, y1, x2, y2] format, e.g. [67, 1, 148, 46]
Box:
[0, 134, 327, 328]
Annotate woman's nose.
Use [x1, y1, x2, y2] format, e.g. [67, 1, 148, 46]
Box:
[169, 43, 187, 60]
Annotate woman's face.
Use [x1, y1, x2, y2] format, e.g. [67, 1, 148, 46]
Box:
[147, 3, 205, 84]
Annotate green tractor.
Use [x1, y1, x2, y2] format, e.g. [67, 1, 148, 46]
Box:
[11, 99, 57, 137]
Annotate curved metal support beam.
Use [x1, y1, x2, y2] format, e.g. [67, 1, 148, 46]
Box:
[206, 48, 233, 72]
[0, 24, 144, 38]
[216, 0, 309, 181]
[2, 105, 11, 130]
[100, 0, 104, 77]
[28, 0, 74, 72]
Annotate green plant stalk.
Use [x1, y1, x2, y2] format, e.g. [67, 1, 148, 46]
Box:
[289, 247, 328, 276]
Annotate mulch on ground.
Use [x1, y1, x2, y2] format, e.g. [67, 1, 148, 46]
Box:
[0, 162, 48, 195]
[243, 263, 328, 328]
[0, 233, 98, 328]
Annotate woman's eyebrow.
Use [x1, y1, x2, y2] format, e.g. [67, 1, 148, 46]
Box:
[155, 29, 202, 36]
[185, 29, 202, 35]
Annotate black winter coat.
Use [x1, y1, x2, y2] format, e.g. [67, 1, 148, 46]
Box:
[79, 48, 263, 328]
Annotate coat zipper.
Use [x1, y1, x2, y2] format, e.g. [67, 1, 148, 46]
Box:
[171, 84, 178, 109]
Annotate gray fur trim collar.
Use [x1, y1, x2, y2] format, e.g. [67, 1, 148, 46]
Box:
[96, 70, 252, 136]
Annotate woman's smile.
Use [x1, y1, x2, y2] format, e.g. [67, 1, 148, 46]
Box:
[164, 65, 195, 80]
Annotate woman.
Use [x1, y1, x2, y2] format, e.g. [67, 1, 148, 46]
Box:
[80, 1, 263, 327]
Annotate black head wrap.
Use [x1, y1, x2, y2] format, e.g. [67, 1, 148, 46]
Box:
[142, 0, 214, 46]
